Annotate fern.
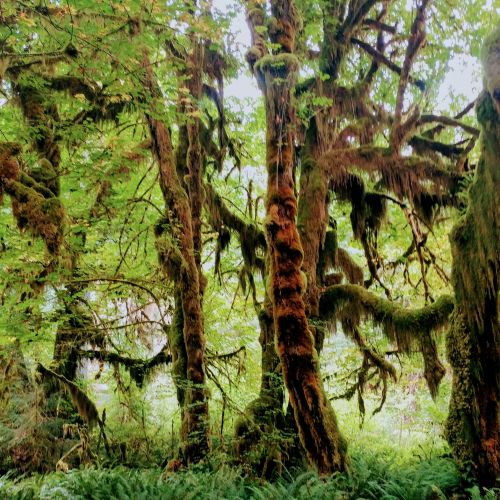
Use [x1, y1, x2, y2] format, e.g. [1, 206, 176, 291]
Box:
[0, 456, 497, 500]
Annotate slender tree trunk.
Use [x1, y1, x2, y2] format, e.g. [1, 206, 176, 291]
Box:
[168, 290, 188, 411]
[142, 54, 210, 464]
[257, 301, 283, 404]
[234, 297, 286, 476]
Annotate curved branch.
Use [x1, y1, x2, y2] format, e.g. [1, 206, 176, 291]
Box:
[351, 37, 426, 91]
[319, 283, 454, 348]
[418, 114, 480, 137]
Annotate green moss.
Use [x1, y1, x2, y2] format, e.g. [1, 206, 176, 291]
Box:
[476, 91, 499, 126]
[444, 312, 476, 467]
[255, 53, 299, 77]
[319, 285, 454, 395]
[168, 291, 188, 409]
[320, 284, 454, 344]
[234, 395, 287, 477]
[155, 228, 183, 279]
[444, 42, 500, 484]
[29, 158, 59, 196]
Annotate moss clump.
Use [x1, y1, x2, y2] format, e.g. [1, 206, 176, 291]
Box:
[255, 53, 299, 78]
[234, 395, 286, 478]
[8, 181, 64, 255]
[154, 217, 184, 279]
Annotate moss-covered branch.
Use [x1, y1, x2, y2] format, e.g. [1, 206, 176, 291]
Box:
[320, 284, 454, 396]
[321, 146, 460, 208]
[78, 347, 171, 387]
[205, 182, 266, 276]
[319, 284, 454, 345]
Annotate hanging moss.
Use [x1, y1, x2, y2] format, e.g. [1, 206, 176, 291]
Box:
[0, 143, 22, 203]
[335, 248, 364, 285]
[319, 284, 454, 396]
[320, 284, 454, 346]
[317, 228, 337, 282]
[6, 180, 65, 255]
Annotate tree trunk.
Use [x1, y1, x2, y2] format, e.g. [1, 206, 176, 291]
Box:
[234, 299, 286, 477]
[142, 53, 210, 464]
[297, 119, 332, 354]
[445, 87, 499, 487]
[252, 0, 348, 474]
[168, 290, 188, 411]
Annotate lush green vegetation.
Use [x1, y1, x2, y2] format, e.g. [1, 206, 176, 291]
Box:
[2, 454, 497, 500]
[0, 0, 499, 497]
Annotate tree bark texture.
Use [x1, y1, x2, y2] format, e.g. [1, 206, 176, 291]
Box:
[445, 88, 499, 486]
[142, 53, 210, 464]
[250, 0, 348, 474]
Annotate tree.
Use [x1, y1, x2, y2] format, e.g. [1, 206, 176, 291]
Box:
[445, 28, 500, 486]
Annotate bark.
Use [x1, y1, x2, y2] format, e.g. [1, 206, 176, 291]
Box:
[169, 290, 188, 410]
[142, 53, 210, 464]
[445, 87, 500, 486]
[297, 121, 330, 324]
[249, 0, 348, 474]
[234, 298, 286, 477]
[257, 302, 283, 404]
[186, 42, 205, 281]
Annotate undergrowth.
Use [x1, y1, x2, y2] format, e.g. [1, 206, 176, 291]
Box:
[0, 450, 498, 500]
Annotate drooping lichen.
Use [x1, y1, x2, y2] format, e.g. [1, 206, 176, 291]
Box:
[319, 284, 454, 396]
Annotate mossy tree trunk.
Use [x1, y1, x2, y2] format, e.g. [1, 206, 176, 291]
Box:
[297, 120, 331, 353]
[14, 83, 87, 385]
[204, 180, 287, 473]
[247, 0, 347, 474]
[445, 84, 499, 486]
[234, 297, 286, 477]
[142, 50, 210, 464]
[169, 290, 188, 412]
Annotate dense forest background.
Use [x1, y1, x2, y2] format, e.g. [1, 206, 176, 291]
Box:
[0, 0, 498, 498]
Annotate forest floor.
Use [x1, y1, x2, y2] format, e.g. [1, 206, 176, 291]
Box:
[0, 450, 498, 500]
